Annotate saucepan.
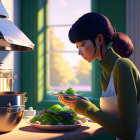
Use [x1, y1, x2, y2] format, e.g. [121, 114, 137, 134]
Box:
[0, 92, 27, 132]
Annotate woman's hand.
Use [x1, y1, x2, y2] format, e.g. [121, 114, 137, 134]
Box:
[58, 96, 89, 110]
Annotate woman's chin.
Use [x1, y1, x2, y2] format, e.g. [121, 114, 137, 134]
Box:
[87, 59, 92, 63]
[83, 57, 94, 63]
[88, 58, 95, 63]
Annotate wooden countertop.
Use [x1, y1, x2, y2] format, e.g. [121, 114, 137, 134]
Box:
[0, 118, 105, 140]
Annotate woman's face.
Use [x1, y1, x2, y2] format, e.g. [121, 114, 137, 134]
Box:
[76, 40, 97, 62]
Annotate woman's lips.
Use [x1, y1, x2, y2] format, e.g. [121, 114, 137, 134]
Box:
[82, 56, 88, 60]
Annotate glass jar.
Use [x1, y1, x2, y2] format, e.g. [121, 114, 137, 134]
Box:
[0, 63, 13, 92]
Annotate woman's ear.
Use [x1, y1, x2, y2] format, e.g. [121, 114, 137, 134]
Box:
[97, 34, 103, 46]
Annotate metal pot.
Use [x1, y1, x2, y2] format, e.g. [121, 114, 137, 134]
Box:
[0, 92, 27, 132]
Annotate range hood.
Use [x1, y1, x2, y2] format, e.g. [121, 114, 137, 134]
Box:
[0, 2, 9, 18]
[0, 18, 34, 51]
[0, 1, 34, 51]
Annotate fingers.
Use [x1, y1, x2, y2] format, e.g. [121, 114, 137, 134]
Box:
[58, 96, 65, 104]
[59, 95, 89, 103]
[58, 96, 71, 105]
[77, 96, 90, 101]
[58, 96, 79, 105]
[59, 96, 77, 102]
[63, 96, 76, 101]
[67, 96, 76, 99]
[58, 95, 77, 110]
[59, 95, 76, 101]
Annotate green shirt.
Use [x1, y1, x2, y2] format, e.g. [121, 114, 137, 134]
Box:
[75, 48, 140, 139]
[99, 48, 140, 103]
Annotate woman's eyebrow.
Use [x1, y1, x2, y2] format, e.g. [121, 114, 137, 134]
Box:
[76, 42, 86, 47]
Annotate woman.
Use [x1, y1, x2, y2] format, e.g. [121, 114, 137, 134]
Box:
[58, 12, 140, 140]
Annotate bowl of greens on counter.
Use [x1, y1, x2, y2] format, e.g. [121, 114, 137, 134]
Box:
[27, 104, 87, 130]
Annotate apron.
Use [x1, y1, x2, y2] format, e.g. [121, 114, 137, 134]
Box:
[100, 58, 140, 140]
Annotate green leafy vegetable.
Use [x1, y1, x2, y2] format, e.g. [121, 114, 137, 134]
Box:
[65, 88, 76, 94]
[58, 88, 76, 95]
[49, 104, 64, 112]
[31, 104, 85, 125]
[59, 90, 63, 94]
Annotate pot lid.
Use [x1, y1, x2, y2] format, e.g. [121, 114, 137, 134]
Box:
[0, 62, 12, 70]
[0, 92, 27, 95]
[0, 18, 34, 51]
[0, 1, 9, 18]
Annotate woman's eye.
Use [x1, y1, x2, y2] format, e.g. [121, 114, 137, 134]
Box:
[80, 43, 85, 47]
[76, 42, 85, 48]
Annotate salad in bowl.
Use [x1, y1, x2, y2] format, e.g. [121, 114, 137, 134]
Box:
[27, 104, 87, 130]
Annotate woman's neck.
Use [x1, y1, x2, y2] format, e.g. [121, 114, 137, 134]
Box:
[101, 46, 109, 60]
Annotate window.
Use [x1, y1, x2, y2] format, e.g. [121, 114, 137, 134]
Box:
[46, 0, 92, 100]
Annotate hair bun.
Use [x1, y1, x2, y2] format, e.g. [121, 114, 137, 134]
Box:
[111, 32, 117, 42]
[111, 32, 134, 58]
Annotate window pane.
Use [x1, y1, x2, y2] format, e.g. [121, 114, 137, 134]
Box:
[46, 0, 92, 94]
[47, 26, 92, 92]
[47, 52, 92, 92]
[47, 26, 77, 51]
[48, 0, 91, 25]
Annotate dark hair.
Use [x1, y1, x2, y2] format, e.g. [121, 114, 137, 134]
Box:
[68, 12, 134, 58]
[111, 32, 134, 58]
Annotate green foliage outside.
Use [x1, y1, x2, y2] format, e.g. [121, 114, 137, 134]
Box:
[48, 27, 92, 89]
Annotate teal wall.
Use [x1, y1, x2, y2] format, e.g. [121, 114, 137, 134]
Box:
[20, 0, 38, 109]
[92, 0, 126, 33]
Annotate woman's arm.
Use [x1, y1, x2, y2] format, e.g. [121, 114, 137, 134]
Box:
[114, 59, 137, 139]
